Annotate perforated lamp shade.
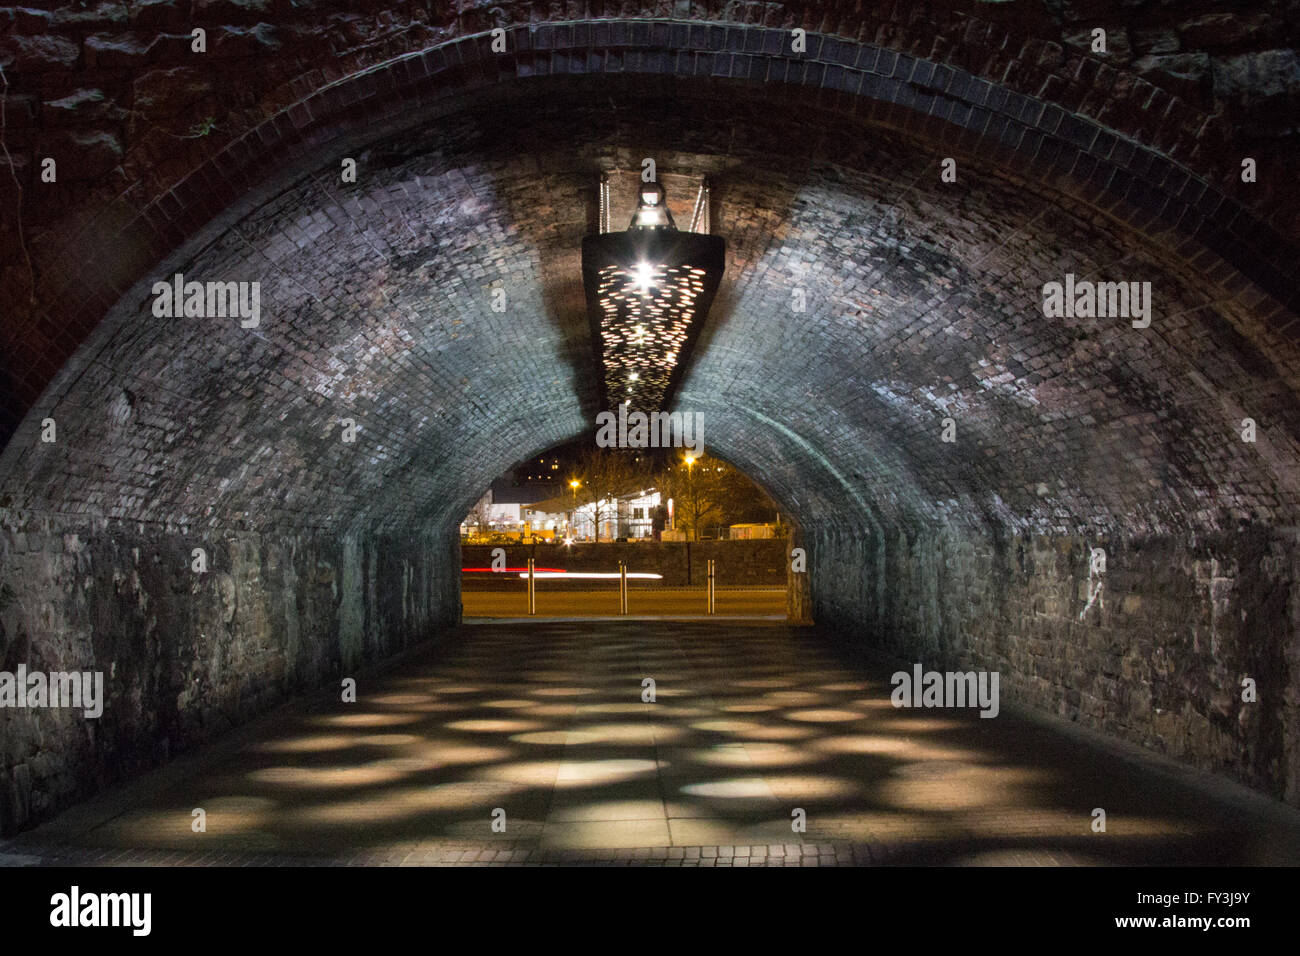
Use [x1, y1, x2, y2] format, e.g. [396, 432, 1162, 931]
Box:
[581, 183, 725, 413]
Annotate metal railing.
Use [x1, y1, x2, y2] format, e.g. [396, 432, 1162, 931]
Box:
[518, 559, 718, 616]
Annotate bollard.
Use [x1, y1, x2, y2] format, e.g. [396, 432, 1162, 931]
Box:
[527, 557, 536, 616]
[707, 558, 715, 614]
[619, 561, 629, 615]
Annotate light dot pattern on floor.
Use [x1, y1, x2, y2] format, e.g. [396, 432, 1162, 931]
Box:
[11, 623, 1300, 867]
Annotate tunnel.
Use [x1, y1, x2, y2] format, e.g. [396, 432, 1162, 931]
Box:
[2, 1, 1300, 871]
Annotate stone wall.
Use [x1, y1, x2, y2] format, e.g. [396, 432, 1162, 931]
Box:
[809, 521, 1300, 806]
[0, 512, 459, 835]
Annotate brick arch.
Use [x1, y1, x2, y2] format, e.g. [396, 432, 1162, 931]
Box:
[2, 28, 1298, 541]
[4, 14, 1298, 438]
[4, 82, 1295, 542]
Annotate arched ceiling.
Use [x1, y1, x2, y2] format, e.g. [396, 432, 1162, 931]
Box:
[1, 10, 1299, 545]
[2, 82, 1299, 544]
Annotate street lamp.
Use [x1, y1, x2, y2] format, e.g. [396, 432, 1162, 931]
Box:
[683, 454, 698, 541]
[569, 479, 581, 541]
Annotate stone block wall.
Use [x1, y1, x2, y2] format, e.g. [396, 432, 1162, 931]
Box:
[0, 513, 459, 835]
[809, 521, 1300, 806]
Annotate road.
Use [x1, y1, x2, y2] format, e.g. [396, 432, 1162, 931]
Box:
[462, 586, 787, 618]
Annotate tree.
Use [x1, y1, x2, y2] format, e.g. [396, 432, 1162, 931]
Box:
[657, 453, 772, 539]
[572, 447, 652, 541]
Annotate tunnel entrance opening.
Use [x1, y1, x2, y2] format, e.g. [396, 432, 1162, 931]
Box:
[2, 9, 1300, 844]
[457, 440, 797, 621]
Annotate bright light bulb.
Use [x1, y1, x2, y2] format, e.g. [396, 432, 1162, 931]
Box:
[634, 262, 654, 292]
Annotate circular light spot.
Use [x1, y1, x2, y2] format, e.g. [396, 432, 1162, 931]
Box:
[681, 778, 774, 798]
[314, 712, 422, 728]
[785, 708, 865, 723]
[445, 718, 544, 733]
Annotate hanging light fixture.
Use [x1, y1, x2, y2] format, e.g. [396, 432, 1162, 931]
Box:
[582, 173, 725, 413]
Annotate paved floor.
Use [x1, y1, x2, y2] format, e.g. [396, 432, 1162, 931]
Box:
[461, 586, 787, 618]
[7, 622, 1300, 866]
